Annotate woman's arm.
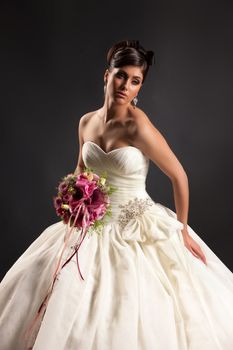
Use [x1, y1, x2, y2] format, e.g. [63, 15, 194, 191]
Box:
[73, 115, 86, 175]
[134, 109, 207, 264]
[172, 172, 189, 233]
[135, 111, 189, 229]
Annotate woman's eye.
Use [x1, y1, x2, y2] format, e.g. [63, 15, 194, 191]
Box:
[116, 72, 124, 78]
[132, 80, 140, 85]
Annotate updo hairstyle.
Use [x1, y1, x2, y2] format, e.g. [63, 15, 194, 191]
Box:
[106, 40, 155, 83]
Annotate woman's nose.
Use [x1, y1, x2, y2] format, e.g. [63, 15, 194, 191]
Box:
[121, 79, 129, 91]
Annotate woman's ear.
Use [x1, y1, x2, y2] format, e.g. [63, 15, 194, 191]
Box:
[104, 69, 109, 84]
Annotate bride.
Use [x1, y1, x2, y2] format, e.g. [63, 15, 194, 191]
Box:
[76, 40, 207, 265]
[1, 39, 233, 350]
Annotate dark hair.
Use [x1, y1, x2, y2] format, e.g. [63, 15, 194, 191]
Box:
[106, 40, 155, 83]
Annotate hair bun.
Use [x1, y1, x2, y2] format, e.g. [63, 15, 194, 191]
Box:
[126, 41, 155, 65]
[107, 40, 155, 75]
[107, 40, 141, 65]
[126, 40, 139, 49]
[145, 50, 155, 65]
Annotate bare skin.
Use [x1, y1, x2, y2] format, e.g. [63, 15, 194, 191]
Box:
[74, 65, 207, 266]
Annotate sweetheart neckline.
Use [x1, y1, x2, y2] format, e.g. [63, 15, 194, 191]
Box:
[83, 141, 147, 158]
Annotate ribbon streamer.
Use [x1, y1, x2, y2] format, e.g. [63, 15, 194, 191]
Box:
[24, 199, 90, 349]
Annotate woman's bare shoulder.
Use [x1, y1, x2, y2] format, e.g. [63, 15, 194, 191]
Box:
[129, 106, 158, 131]
[78, 109, 101, 128]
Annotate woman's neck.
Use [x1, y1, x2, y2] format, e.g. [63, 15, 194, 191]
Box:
[101, 97, 131, 123]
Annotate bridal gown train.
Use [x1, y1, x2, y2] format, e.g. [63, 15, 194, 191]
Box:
[1, 140, 233, 350]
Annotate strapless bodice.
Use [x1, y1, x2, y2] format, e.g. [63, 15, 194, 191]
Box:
[82, 141, 153, 223]
[82, 141, 149, 185]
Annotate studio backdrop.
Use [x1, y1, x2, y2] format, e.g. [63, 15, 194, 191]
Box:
[1, 0, 233, 279]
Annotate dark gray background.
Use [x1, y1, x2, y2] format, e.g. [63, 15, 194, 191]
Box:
[1, 0, 233, 279]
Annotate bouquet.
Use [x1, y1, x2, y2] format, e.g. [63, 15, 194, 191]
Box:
[53, 167, 116, 234]
[53, 167, 117, 280]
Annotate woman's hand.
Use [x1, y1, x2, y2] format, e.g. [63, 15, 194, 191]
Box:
[181, 229, 207, 265]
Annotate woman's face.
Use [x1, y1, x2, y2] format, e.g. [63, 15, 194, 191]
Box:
[104, 65, 143, 105]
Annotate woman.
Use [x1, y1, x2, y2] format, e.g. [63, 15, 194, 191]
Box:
[1, 39, 233, 350]
[76, 40, 206, 265]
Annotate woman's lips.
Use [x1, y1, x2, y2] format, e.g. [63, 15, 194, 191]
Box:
[116, 91, 127, 98]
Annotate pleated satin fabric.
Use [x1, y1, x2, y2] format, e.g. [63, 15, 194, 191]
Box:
[1, 140, 233, 349]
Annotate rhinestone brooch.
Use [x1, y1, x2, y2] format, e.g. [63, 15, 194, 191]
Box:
[118, 197, 154, 230]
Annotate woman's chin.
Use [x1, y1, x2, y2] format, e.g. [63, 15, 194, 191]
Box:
[112, 97, 128, 105]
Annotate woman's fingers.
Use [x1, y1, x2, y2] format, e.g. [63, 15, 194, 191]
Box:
[184, 235, 207, 265]
[190, 247, 201, 259]
[191, 244, 207, 265]
[194, 246, 207, 265]
[190, 246, 199, 257]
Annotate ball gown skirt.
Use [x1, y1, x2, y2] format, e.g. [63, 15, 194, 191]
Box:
[1, 140, 233, 350]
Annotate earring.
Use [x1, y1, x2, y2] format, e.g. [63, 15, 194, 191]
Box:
[133, 96, 138, 106]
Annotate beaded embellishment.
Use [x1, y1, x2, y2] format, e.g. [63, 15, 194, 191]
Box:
[118, 197, 154, 230]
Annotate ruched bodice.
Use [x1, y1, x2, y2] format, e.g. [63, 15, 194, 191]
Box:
[82, 141, 149, 185]
[82, 141, 152, 221]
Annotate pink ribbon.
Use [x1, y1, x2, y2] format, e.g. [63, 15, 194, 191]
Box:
[24, 200, 90, 349]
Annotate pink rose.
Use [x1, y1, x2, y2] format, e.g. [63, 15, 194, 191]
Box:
[62, 193, 72, 203]
[86, 189, 108, 221]
[89, 204, 107, 221]
[58, 182, 69, 194]
[53, 196, 62, 209]
[56, 207, 65, 216]
[75, 178, 98, 199]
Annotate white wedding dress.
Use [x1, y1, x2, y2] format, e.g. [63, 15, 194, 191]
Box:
[1, 140, 233, 350]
